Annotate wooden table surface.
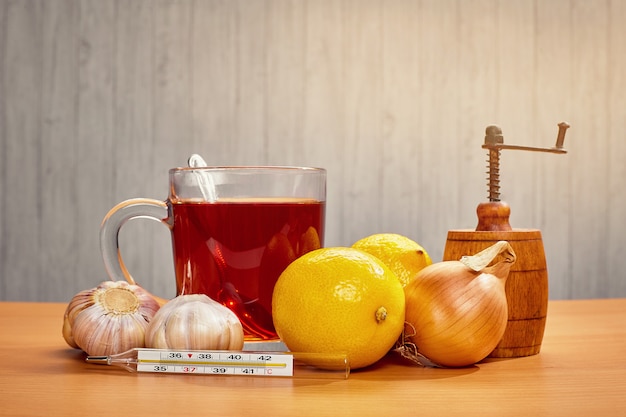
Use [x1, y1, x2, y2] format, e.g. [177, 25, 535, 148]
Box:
[1, 299, 625, 417]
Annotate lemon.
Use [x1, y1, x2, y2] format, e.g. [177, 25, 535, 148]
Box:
[272, 247, 405, 370]
[352, 233, 432, 287]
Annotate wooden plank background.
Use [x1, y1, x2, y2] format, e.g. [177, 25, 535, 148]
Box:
[1, 0, 625, 302]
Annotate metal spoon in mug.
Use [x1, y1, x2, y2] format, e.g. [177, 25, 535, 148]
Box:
[187, 153, 217, 202]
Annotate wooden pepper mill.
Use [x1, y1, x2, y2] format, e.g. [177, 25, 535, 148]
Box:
[443, 122, 569, 358]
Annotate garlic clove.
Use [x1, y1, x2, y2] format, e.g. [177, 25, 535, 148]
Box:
[62, 281, 161, 356]
[62, 287, 94, 348]
[146, 294, 244, 351]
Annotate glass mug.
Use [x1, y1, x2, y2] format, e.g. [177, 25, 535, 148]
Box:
[100, 166, 326, 340]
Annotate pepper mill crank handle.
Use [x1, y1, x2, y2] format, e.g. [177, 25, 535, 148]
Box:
[554, 122, 570, 150]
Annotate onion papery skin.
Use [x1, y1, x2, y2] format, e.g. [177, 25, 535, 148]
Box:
[404, 261, 509, 367]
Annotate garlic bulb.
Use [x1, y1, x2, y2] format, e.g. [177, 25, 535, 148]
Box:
[145, 294, 244, 351]
[401, 241, 516, 367]
[62, 281, 161, 356]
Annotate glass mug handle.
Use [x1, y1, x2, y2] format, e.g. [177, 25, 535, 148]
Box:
[100, 198, 169, 287]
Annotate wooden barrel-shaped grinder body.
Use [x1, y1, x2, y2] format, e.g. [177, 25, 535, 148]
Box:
[444, 228, 548, 357]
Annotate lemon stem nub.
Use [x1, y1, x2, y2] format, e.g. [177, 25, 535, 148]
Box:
[375, 306, 387, 323]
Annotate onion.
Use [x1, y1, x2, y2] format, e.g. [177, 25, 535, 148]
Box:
[401, 241, 516, 367]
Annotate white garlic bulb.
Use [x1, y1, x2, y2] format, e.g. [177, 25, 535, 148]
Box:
[62, 281, 161, 356]
[145, 294, 244, 351]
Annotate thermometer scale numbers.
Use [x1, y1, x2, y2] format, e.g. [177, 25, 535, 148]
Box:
[136, 350, 294, 377]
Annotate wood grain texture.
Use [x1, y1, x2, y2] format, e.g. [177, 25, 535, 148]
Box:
[265, 0, 306, 166]
[533, 0, 574, 300]
[342, 0, 384, 241]
[569, 0, 610, 298]
[2, 1, 44, 298]
[40, 0, 79, 297]
[2, 299, 626, 416]
[0, 0, 5, 299]
[1, 0, 626, 302]
[608, 0, 626, 297]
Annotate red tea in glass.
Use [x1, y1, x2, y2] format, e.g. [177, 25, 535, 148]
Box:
[100, 166, 326, 341]
[171, 198, 325, 339]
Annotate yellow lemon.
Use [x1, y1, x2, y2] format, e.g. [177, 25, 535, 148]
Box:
[272, 247, 405, 370]
[352, 233, 432, 287]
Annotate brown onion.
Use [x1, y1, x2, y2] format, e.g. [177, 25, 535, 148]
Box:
[401, 241, 516, 367]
